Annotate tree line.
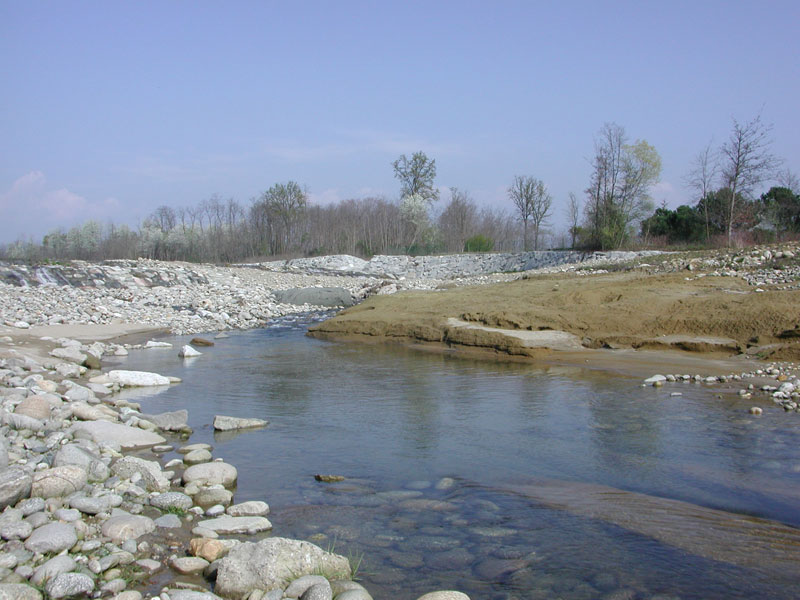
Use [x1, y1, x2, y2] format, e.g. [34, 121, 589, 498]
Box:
[2, 115, 796, 263]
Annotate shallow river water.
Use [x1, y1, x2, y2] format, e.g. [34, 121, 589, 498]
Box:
[118, 314, 800, 600]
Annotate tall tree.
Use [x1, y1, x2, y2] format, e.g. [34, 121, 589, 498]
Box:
[584, 123, 661, 249]
[719, 114, 780, 243]
[684, 141, 718, 242]
[566, 192, 581, 249]
[509, 175, 551, 251]
[438, 188, 478, 252]
[259, 181, 308, 254]
[392, 152, 439, 203]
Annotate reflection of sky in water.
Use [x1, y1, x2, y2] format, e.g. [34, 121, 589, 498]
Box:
[118, 319, 800, 599]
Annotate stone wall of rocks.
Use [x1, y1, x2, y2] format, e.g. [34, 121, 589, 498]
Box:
[253, 250, 659, 279]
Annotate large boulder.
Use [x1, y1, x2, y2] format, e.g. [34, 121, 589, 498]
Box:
[31, 465, 87, 498]
[139, 410, 189, 432]
[24, 522, 77, 553]
[53, 444, 109, 482]
[101, 512, 156, 543]
[215, 537, 351, 599]
[183, 462, 237, 488]
[111, 456, 170, 492]
[274, 287, 354, 308]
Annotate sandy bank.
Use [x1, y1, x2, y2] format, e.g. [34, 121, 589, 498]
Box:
[309, 270, 800, 374]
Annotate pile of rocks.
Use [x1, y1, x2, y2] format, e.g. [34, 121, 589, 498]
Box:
[642, 362, 800, 413]
[0, 335, 471, 600]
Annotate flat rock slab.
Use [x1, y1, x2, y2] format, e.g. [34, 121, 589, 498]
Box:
[197, 516, 273, 535]
[71, 420, 166, 450]
[107, 370, 171, 386]
[213, 415, 269, 431]
[446, 318, 583, 351]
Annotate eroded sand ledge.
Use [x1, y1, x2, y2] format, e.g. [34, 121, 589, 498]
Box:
[309, 270, 800, 374]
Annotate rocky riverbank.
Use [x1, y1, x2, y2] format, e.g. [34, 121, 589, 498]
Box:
[0, 332, 474, 600]
[0, 251, 661, 336]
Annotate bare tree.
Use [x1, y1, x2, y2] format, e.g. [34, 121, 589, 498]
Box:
[566, 192, 581, 248]
[438, 188, 478, 252]
[719, 114, 780, 243]
[777, 168, 799, 193]
[509, 176, 552, 250]
[684, 140, 718, 242]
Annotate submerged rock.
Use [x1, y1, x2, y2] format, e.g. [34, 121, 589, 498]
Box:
[213, 415, 269, 431]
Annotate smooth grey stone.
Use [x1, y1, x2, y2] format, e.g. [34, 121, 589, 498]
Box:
[183, 449, 212, 465]
[138, 410, 189, 432]
[70, 494, 123, 515]
[101, 513, 156, 543]
[183, 462, 237, 487]
[191, 487, 233, 508]
[24, 522, 77, 553]
[53, 508, 80, 522]
[0, 583, 42, 600]
[24, 512, 50, 528]
[285, 575, 329, 598]
[0, 521, 32, 541]
[334, 590, 373, 600]
[226, 501, 269, 517]
[154, 514, 182, 528]
[16, 497, 45, 516]
[45, 572, 94, 599]
[31, 555, 76, 587]
[0, 467, 32, 510]
[53, 444, 108, 483]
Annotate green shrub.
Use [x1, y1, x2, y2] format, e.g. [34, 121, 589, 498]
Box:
[464, 234, 494, 252]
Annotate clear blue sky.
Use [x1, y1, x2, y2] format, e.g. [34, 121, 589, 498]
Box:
[1, 0, 798, 243]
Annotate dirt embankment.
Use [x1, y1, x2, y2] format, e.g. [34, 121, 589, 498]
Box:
[309, 271, 800, 364]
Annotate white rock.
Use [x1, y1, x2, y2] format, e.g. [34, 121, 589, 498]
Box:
[107, 370, 171, 386]
[179, 345, 202, 358]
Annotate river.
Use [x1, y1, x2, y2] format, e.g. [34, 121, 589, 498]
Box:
[116, 313, 800, 599]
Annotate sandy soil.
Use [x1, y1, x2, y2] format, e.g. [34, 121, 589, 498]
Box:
[309, 270, 800, 376]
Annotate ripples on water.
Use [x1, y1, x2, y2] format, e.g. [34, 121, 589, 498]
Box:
[119, 313, 800, 599]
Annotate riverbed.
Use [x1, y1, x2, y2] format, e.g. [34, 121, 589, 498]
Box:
[117, 314, 800, 599]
